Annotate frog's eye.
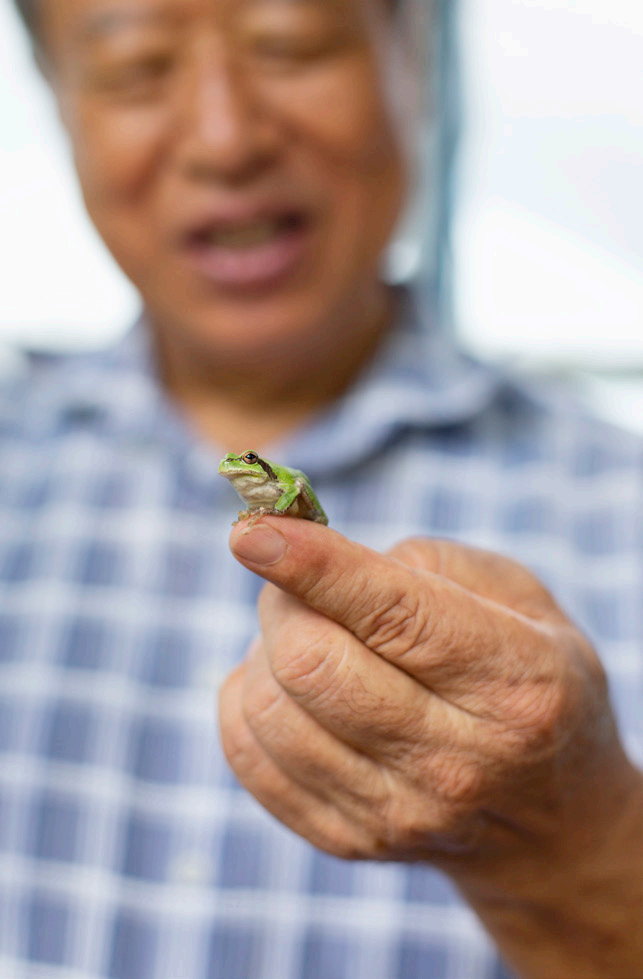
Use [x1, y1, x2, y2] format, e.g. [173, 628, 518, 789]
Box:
[242, 451, 259, 464]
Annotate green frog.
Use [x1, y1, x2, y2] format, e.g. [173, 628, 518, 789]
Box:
[218, 450, 328, 526]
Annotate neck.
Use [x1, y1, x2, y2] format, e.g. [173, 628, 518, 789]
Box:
[151, 287, 397, 451]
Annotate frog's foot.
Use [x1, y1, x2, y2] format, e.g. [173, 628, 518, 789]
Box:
[233, 506, 278, 528]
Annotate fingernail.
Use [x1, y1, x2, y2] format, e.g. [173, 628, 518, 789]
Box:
[232, 524, 287, 566]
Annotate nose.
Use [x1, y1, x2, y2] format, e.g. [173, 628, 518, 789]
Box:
[174, 33, 282, 185]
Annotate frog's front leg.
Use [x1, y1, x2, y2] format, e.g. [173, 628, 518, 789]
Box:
[273, 485, 300, 515]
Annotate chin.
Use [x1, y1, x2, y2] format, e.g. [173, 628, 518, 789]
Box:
[140, 242, 385, 370]
[155, 294, 329, 367]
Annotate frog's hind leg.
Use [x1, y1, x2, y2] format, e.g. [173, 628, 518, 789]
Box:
[295, 479, 328, 525]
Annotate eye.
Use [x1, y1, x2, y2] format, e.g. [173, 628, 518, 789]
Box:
[86, 49, 176, 103]
[243, 451, 259, 464]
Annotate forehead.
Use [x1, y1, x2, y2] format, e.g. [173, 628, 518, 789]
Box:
[42, 0, 386, 37]
[80, 0, 319, 32]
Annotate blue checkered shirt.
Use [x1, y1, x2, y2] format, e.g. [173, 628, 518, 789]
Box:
[1, 289, 642, 979]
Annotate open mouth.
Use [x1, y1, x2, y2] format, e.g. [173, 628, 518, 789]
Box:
[192, 213, 305, 250]
[182, 211, 312, 291]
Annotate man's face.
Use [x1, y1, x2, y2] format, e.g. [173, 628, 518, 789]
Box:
[42, 0, 408, 364]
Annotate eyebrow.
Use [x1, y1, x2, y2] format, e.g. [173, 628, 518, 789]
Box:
[77, 7, 178, 41]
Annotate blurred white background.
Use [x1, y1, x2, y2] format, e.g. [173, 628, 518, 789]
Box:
[1, 0, 642, 426]
[0, 0, 140, 352]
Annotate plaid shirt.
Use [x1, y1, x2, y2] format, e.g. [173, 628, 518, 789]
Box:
[1, 289, 641, 979]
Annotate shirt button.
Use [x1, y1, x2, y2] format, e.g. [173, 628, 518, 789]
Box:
[168, 852, 214, 886]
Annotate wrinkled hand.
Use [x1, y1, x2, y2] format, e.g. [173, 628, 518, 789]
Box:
[219, 518, 643, 978]
[219, 518, 634, 873]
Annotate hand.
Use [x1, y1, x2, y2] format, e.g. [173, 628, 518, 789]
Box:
[221, 518, 622, 861]
[219, 518, 643, 978]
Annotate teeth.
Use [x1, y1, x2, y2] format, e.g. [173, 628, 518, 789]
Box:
[207, 220, 281, 248]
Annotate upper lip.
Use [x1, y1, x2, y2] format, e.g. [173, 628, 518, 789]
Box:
[176, 197, 311, 246]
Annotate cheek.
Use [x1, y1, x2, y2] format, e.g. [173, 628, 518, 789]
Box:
[270, 62, 403, 180]
[69, 99, 171, 209]
[265, 64, 407, 274]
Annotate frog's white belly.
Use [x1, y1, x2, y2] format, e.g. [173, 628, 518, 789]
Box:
[232, 474, 282, 506]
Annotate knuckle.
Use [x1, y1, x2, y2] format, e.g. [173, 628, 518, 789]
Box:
[500, 627, 604, 760]
[361, 586, 427, 655]
[313, 823, 374, 862]
[242, 673, 286, 739]
[369, 769, 431, 851]
[272, 630, 348, 706]
[376, 793, 444, 855]
[378, 706, 437, 768]
[320, 830, 370, 861]
[507, 673, 570, 758]
[372, 761, 485, 856]
[220, 714, 260, 776]
[387, 800, 430, 849]
[435, 756, 486, 810]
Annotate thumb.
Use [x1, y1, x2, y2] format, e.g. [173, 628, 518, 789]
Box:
[229, 516, 424, 644]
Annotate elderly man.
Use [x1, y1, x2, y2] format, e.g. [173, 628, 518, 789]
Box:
[1, 0, 642, 977]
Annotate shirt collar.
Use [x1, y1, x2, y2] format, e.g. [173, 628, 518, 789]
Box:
[276, 286, 504, 479]
[10, 285, 504, 472]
